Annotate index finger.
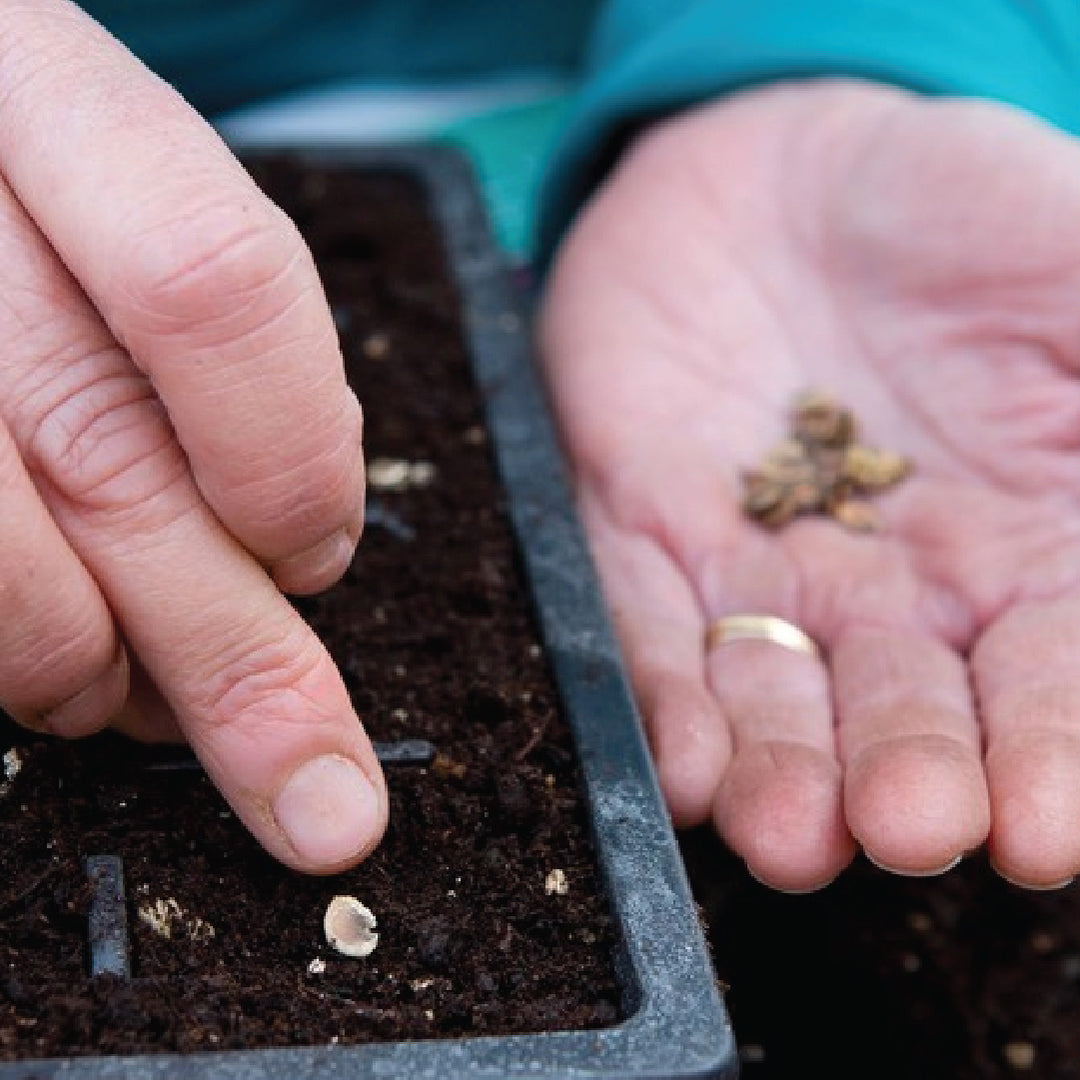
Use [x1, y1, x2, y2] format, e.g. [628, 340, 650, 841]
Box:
[0, 2, 364, 591]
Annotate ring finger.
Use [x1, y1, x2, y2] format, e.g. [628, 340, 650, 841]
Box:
[0, 415, 127, 736]
[706, 605, 852, 893]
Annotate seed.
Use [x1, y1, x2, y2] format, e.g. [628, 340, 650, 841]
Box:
[906, 912, 933, 933]
[752, 488, 801, 529]
[407, 460, 437, 487]
[137, 897, 214, 941]
[792, 390, 857, 447]
[829, 497, 879, 533]
[361, 332, 390, 360]
[740, 389, 912, 533]
[366, 457, 438, 492]
[1003, 1041, 1036, 1070]
[2, 749, 20, 782]
[431, 753, 467, 780]
[0, 748, 21, 797]
[741, 472, 787, 516]
[366, 458, 411, 492]
[841, 444, 910, 489]
[1030, 931, 1059, 954]
[760, 439, 815, 483]
[324, 895, 379, 958]
[545, 869, 569, 896]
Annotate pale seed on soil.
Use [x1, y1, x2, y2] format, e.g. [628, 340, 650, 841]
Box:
[1003, 1041, 1036, 1070]
[545, 869, 569, 896]
[324, 895, 379, 958]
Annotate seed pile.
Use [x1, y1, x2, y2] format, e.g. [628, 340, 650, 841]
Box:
[741, 391, 911, 532]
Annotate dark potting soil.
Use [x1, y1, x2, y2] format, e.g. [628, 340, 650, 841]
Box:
[683, 829, 1080, 1079]
[0, 154, 619, 1061]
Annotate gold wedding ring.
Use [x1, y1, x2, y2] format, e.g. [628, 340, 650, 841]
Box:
[705, 614, 820, 659]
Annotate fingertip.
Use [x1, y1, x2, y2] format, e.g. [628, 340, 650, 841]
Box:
[272, 753, 387, 874]
[845, 735, 990, 877]
[988, 860, 1076, 892]
[270, 526, 359, 597]
[40, 644, 130, 738]
[985, 732, 1080, 890]
[713, 741, 855, 894]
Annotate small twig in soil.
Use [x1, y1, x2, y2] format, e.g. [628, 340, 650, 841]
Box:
[144, 739, 436, 772]
[85, 855, 131, 980]
[514, 718, 551, 762]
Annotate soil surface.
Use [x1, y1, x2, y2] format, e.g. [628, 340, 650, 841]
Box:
[0, 155, 618, 1061]
[682, 830, 1080, 1079]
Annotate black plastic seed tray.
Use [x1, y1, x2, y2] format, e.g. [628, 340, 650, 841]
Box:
[0, 144, 737, 1080]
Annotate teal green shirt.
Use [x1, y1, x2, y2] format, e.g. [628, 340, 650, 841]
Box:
[82, 1, 1080, 258]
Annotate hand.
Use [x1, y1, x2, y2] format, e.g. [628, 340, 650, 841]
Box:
[0, 2, 386, 872]
[539, 79, 1080, 892]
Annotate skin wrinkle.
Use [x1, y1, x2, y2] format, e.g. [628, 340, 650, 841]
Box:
[50, 463, 202, 560]
[198, 648, 330, 740]
[1, 620, 110, 706]
[116, 208, 300, 340]
[0, 11, 86, 124]
[191, 296, 338, 399]
[973, 350, 1080, 446]
[26, 375, 182, 511]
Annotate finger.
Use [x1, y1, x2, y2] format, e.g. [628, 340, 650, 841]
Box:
[580, 498, 732, 827]
[0, 2, 364, 594]
[57, 443, 387, 874]
[110, 659, 185, 744]
[0, 418, 127, 737]
[0, 177, 385, 875]
[707, 616, 855, 893]
[972, 594, 1080, 889]
[832, 627, 989, 876]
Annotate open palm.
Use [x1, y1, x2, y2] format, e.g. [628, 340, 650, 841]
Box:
[539, 80, 1080, 892]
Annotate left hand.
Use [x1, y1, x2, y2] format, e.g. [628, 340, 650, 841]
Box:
[538, 79, 1080, 892]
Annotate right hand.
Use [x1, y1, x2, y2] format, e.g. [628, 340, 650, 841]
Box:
[0, 1, 387, 873]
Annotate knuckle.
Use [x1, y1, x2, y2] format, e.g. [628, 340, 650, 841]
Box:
[24, 357, 187, 513]
[118, 197, 309, 341]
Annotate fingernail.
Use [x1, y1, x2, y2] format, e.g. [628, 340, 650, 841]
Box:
[43, 648, 129, 737]
[991, 863, 1076, 892]
[273, 529, 356, 594]
[864, 851, 964, 877]
[744, 863, 840, 895]
[273, 754, 380, 867]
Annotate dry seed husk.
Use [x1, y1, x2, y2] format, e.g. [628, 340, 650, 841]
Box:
[742, 391, 911, 533]
[829, 498, 879, 533]
[792, 391, 857, 447]
[324, 895, 379, 958]
[841, 444, 910, 489]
